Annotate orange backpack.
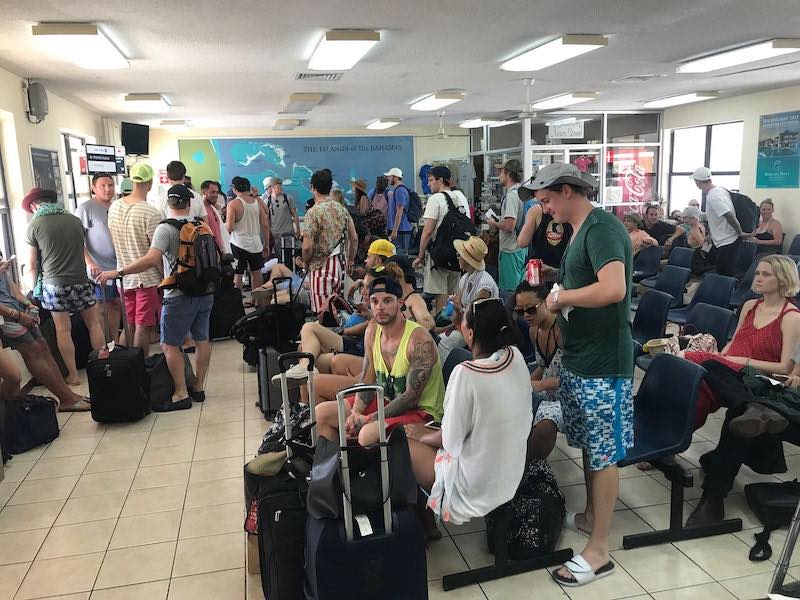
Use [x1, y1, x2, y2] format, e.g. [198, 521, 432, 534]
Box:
[159, 219, 222, 296]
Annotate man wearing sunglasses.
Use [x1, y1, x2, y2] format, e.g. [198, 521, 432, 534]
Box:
[525, 163, 633, 588]
[315, 275, 445, 447]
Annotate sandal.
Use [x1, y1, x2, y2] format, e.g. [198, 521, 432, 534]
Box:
[552, 554, 615, 587]
[59, 397, 91, 412]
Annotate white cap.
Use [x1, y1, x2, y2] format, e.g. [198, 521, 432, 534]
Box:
[384, 167, 403, 178]
[692, 166, 712, 181]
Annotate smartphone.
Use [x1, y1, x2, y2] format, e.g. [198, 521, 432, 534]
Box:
[424, 420, 441, 430]
[5, 255, 15, 263]
[771, 374, 789, 382]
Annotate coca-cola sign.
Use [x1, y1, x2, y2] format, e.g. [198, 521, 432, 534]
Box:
[623, 163, 648, 203]
[606, 148, 655, 205]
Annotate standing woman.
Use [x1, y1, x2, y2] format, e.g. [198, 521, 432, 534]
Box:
[751, 199, 784, 258]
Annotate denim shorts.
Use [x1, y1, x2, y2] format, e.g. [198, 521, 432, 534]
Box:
[160, 294, 214, 346]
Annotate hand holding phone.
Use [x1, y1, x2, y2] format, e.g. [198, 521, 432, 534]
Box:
[424, 420, 441, 430]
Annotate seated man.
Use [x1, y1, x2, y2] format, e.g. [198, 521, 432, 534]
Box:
[99, 185, 212, 411]
[315, 274, 445, 446]
[0, 257, 89, 411]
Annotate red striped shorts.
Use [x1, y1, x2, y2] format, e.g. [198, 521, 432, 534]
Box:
[310, 254, 345, 313]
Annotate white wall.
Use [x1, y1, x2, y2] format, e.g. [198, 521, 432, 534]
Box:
[663, 85, 800, 243]
[148, 126, 470, 195]
[0, 65, 101, 260]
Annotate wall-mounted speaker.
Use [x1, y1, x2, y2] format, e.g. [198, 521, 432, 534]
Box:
[26, 81, 49, 123]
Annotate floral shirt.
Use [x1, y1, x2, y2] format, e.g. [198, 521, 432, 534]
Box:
[302, 199, 351, 270]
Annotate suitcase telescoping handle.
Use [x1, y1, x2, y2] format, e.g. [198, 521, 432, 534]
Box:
[277, 352, 317, 457]
[335, 384, 392, 542]
[270, 276, 293, 305]
[99, 279, 131, 348]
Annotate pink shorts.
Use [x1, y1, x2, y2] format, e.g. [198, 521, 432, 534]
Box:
[344, 393, 430, 431]
[123, 287, 160, 327]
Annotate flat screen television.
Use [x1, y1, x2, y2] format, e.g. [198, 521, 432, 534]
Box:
[121, 121, 149, 155]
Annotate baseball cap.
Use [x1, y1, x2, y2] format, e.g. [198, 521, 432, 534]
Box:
[22, 188, 57, 214]
[518, 163, 595, 201]
[368, 276, 404, 299]
[692, 166, 712, 181]
[167, 184, 192, 206]
[367, 238, 396, 258]
[430, 165, 452, 184]
[383, 167, 403, 178]
[129, 163, 154, 183]
[120, 178, 133, 194]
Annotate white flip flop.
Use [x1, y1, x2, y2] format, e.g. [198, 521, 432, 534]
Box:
[552, 554, 615, 587]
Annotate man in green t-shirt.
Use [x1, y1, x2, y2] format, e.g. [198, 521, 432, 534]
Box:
[523, 163, 633, 588]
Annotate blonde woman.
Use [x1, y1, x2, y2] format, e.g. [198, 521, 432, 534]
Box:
[751, 199, 784, 258]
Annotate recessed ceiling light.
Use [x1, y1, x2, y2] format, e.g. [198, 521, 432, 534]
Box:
[459, 118, 495, 129]
[410, 92, 465, 111]
[532, 92, 597, 110]
[677, 39, 800, 73]
[501, 34, 608, 72]
[124, 93, 170, 113]
[366, 119, 401, 130]
[159, 120, 191, 131]
[32, 23, 128, 69]
[281, 93, 324, 114]
[308, 30, 380, 71]
[274, 118, 301, 131]
[643, 91, 719, 108]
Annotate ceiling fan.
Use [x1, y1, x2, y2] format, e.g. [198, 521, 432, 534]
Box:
[515, 77, 537, 119]
[418, 110, 469, 140]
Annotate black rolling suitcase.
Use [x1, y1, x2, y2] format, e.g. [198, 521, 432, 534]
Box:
[256, 347, 300, 419]
[304, 385, 428, 600]
[245, 353, 317, 600]
[210, 287, 245, 340]
[88, 280, 149, 423]
[279, 234, 297, 271]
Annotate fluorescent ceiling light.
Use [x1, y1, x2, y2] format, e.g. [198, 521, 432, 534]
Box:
[159, 120, 191, 131]
[459, 118, 495, 128]
[124, 93, 170, 113]
[532, 92, 597, 110]
[308, 30, 380, 70]
[501, 34, 608, 72]
[366, 119, 401, 130]
[32, 22, 128, 69]
[274, 119, 301, 131]
[643, 91, 719, 108]
[677, 39, 800, 73]
[410, 92, 465, 111]
[281, 93, 324, 114]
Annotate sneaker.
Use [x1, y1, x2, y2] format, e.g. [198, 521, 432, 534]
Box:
[271, 364, 316, 388]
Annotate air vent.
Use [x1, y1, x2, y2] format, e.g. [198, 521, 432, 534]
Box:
[612, 74, 666, 83]
[294, 72, 343, 81]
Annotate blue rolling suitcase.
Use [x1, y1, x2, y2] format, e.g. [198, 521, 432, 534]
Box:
[304, 384, 428, 600]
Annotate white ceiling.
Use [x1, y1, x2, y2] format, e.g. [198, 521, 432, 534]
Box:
[1, 0, 800, 130]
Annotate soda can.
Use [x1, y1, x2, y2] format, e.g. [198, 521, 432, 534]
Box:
[526, 259, 542, 286]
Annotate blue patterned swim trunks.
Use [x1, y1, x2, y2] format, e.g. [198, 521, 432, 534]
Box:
[559, 370, 633, 470]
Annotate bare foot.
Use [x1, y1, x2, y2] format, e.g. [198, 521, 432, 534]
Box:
[574, 512, 593, 535]
[65, 376, 81, 387]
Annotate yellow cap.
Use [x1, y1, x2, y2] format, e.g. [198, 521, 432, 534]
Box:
[367, 238, 396, 258]
[129, 163, 154, 183]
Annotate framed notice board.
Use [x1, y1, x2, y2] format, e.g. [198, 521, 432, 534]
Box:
[29, 146, 64, 205]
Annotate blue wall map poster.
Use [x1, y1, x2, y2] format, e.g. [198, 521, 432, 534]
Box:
[756, 111, 800, 188]
[178, 135, 414, 214]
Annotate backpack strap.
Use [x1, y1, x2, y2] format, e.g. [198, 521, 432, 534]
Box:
[161, 218, 185, 231]
[440, 191, 458, 213]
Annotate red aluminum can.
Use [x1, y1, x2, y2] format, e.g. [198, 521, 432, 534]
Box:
[526, 259, 542, 286]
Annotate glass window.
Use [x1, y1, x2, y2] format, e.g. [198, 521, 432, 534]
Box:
[470, 126, 485, 152]
[606, 113, 660, 143]
[605, 146, 659, 206]
[669, 176, 700, 213]
[709, 122, 744, 172]
[488, 122, 522, 150]
[709, 174, 741, 193]
[532, 114, 602, 145]
[671, 126, 707, 172]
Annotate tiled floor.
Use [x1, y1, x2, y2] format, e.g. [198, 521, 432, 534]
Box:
[0, 339, 793, 599]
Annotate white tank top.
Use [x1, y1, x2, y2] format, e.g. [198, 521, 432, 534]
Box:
[230, 196, 263, 253]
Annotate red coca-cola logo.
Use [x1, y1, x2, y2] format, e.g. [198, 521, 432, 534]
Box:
[623, 164, 648, 203]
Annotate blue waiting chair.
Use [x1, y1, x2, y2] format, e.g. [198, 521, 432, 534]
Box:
[734, 241, 757, 279]
[641, 247, 694, 288]
[685, 303, 736, 351]
[668, 273, 737, 325]
[632, 265, 690, 311]
[631, 289, 672, 348]
[789, 234, 800, 256]
[632, 245, 663, 283]
[619, 354, 742, 549]
[729, 260, 759, 310]
[442, 347, 472, 385]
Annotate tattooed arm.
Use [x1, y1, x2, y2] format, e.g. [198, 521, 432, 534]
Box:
[351, 322, 377, 415]
[368, 328, 437, 421]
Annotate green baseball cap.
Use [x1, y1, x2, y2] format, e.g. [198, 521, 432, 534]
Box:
[129, 163, 154, 183]
[120, 177, 133, 194]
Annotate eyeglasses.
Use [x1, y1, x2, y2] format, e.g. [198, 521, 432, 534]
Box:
[514, 300, 544, 316]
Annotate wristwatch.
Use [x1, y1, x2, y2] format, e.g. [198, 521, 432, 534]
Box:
[552, 290, 559, 305]
[117, 268, 124, 278]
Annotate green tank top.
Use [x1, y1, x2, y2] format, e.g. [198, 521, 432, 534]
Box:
[372, 319, 445, 422]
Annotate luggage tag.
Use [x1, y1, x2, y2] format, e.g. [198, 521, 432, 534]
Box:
[354, 514, 373, 537]
[99, 340, 115, 359]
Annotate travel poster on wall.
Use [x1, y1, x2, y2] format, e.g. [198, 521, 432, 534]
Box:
[178, 136, 414, 215]
[756, 111, 800, 188]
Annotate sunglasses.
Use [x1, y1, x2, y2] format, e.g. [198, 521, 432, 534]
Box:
[514, 300, 544, 316]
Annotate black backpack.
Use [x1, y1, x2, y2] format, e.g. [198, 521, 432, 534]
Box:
[160, 219, 222, 296]
[429, 191, 476, 271]
[396, 184, 423, 225]
[727, 190, 759, 233]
